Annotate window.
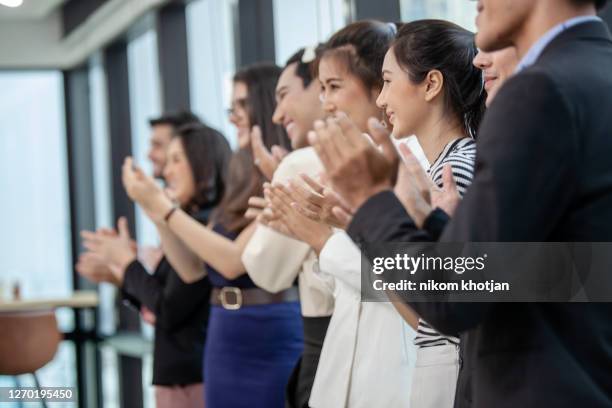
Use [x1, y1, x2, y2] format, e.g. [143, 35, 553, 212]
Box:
[186, 0, 238, 146]
[0, 70, 74, 396]
[400, 0, 477, 31]
[89, 52, 117, 337]
[127, 29, 163, 248]
[273, 0, 346, 65]
[0, 71, 72, 305]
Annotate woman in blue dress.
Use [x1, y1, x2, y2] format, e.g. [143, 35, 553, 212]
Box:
[122, 63, 304, 408]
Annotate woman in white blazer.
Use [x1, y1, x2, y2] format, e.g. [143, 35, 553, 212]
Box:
[260, 21, 418, 408]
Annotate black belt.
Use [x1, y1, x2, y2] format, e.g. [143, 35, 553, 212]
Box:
[210, 286, 299, 310]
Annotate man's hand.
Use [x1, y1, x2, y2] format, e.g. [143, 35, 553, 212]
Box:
[431, 164, 461, 218]
[308, 113, 398, 211]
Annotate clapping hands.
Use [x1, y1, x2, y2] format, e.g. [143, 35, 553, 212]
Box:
[308, 113, 398, 211]
[395, 144, 461, 227]
[122, 157, 174, 223]
[78, 217, 137, 285]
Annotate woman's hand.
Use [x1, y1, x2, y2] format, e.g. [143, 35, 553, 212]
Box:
[140, 306, 157, 325]
[75, 252, 122, 286]
[245, 196, 267, 220]
[395, 144, 461, 227]
[265, 182, 333, 255]
[122, 157, 173, 222]
[249, 126, 288, 180]
[287, 173, 354, 229]
[80, 217, 136, 285]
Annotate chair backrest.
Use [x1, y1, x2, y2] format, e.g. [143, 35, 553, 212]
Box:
[0, 309, 62, 375]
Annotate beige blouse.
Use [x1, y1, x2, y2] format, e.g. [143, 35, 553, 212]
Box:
[242, 147, 335, 317]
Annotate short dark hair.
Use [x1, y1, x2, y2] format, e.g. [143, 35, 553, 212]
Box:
[284, 45, 323, 88]
[392, 20, 486, 138]
[315, 20, 399, 92]
[174, 124, 231, 213]
[149, 110, 202, 130]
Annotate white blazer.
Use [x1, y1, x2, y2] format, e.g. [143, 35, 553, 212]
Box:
[309, 232, 417, 408]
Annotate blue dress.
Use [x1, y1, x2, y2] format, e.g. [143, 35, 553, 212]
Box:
[204, 223, 304, 408]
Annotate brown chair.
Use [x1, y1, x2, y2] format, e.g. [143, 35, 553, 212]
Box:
[0, 310, 62, 407]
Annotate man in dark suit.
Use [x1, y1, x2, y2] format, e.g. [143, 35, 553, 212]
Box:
[308, 0, 612, 407]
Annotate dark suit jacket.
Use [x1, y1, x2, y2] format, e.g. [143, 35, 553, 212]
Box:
[348, 21, 612, 408]
[121, 208, 213, 386]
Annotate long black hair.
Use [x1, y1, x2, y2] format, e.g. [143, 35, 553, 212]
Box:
[174, 124, 232, 214]
[233, 63, 291, 151]
[215, 63, 290, 233]
[315, 20, 399, 93]
[392, 20, 486, 138]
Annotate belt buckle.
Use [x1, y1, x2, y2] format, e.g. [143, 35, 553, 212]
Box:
[219, 287, 242, 310]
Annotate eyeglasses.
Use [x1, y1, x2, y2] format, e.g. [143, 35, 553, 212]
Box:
[227, 98, 248, 117]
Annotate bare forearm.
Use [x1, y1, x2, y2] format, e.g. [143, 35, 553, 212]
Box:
[167, 210, 255, 279]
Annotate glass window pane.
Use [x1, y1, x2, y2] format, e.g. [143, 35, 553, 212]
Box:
[127, 29, 162, 248]
[0, 70, 75, 403]
[89, 52, 118, 336]
[400, 0, 477, 31]
[0, 71, 72, 302]
[273, 0, 346, 65]
[186, 0, 237, 146]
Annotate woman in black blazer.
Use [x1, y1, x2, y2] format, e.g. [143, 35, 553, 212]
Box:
[78, 124, 231, 408]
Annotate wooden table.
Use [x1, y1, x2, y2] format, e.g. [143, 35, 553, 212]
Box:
[0, 290, 99, 312]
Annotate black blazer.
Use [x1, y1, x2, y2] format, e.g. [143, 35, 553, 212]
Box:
[348, 21, 612, 408]
[122, 209, 212, 386]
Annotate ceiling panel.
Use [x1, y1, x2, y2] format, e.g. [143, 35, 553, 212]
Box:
[0, 0, 68, 20]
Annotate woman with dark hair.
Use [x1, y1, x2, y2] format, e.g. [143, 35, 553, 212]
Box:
[79, 123, 230, 408]
[241, 46, 332, 408]
[262, 19, 487, 408]
[377, 20, 485, 408]
[122, 63, 304, 408]
[314, 20, 396, 132]
[230, 63, 290, 151]
[254, 21, 418, 408]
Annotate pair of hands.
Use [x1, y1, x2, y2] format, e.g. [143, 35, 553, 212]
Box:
[76, 217, 160, 325]
[246, 173, 353, 254]
[77, 217, 136, 286]
[307, 112, 461, 227]
[395, 144, 461, 228]
[122, 157, 176, 223]
[246, 112, 461, 248]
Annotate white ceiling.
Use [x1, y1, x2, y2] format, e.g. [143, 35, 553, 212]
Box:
[0, 0, 67, 20]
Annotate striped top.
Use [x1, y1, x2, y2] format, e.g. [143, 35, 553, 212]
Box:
[414, 137, 476, 348]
